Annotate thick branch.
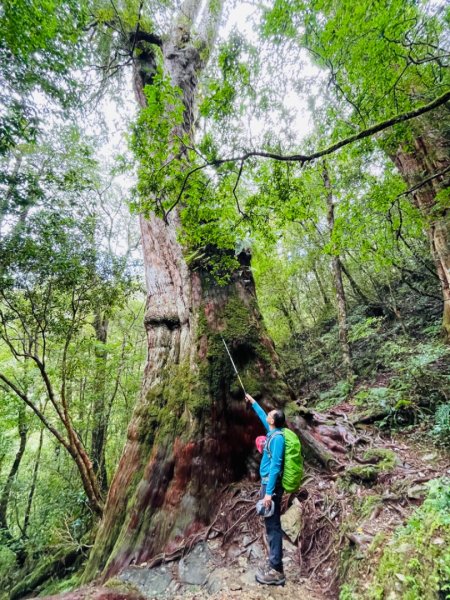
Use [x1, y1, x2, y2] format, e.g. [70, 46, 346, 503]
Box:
[167, 90, 450, 214]
[131, 30, 163, 47]
[211, 90, 450, 166]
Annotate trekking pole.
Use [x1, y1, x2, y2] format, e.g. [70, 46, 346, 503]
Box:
[221, 336, 247, 396]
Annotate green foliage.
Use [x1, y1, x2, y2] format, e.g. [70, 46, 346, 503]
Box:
[130, 66, 186, 219]
[369, 478, 450, 599]
[264, 0, 448, 131]
[348, 317, 383, 343]
[316, 380, 353, 411]
[199, 32, 257, 120]
[432, 404, 450, 447]
[0, 0, 90, 223]
[0, 210, 129, 337]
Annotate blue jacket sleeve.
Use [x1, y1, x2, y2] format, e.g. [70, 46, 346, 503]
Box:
[251, 401, 270, 433]
[266, 434, 285, 496]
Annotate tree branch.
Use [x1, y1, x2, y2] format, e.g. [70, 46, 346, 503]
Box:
[131, 30, 163, 48]
[169, 90, 450, 211]
[210, 90, 450, 166]
[397, 165, 450, 198]
[0, 373, 70, 451]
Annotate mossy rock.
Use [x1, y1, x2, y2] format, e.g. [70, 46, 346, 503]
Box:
[104, 578, 143, 594]
[346, 465, 380, 483]
[362, 448, 398, 471]
[346, 448, 398, 483]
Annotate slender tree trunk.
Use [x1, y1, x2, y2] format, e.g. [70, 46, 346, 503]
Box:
[91, 311, 109, 493]
[0, 370, 103, 516]
[312, 265, 331, 308]
[0, 404, 27, 535]
[392, 118, 450, 339]
[323, 165, 353, 379]
[23, 426, 44, 537]
[83, 4, 293, 581]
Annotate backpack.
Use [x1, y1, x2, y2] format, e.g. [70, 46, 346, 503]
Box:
[266, 428, 303, 493]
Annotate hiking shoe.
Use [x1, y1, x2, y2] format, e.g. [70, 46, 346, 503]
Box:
[255, 566, 286, 586]
[256, 562, 269, 580]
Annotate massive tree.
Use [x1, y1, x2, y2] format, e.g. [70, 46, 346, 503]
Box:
[83, 0, 291, 580]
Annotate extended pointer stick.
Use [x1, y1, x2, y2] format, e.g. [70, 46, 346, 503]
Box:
[221, 336, 247, 395]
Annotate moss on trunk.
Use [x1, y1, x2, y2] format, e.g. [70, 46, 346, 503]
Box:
[83, 278, 292, 583]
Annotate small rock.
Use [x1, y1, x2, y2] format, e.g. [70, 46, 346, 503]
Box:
[237, 555, 248, 568]
[422, 453, 437, 462]
[432, 537, 445, 545]
[240, 568, 258, 586]
[247, 541, 265, 560]
[407, 485, 426, 499]
[206, 567, 228, 594]
[226, 543, 241, 560]
[281, 498, 302, 543]
[178, 542, 210, 586]
[283, 539, 298, 554]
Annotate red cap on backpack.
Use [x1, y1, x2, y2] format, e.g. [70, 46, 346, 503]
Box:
[255, 436, 266, 454]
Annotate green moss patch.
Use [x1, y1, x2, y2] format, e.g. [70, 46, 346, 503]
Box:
[345, 448, 398, 483]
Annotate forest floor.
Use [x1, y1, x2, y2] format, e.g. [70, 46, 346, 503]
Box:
[37, 413, 450, 600]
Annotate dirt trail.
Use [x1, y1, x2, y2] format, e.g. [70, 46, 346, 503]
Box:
[37, 417, 449, 600]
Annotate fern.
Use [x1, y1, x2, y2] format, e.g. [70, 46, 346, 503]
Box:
[432, 403, 450, 446]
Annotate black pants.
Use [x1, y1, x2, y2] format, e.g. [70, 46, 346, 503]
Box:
[260, 482, 283, 573]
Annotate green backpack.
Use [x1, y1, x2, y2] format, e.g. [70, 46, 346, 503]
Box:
[267, 428, 303, 493]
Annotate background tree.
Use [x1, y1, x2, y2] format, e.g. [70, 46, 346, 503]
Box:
[263, 0, 450, 337]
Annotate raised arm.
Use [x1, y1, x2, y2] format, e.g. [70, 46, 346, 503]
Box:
[245, 393, 270, 433]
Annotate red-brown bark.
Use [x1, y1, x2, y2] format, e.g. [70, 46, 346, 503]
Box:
[392, 116, 450, 339]
[83, 4, 292, 581]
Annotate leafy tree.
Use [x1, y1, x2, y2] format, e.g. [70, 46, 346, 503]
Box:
[0, 0, 89, 222]
[262, 0, 450, 336]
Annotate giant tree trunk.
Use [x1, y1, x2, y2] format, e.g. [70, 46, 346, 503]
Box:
[392, 117, 450, 339]
[83, 246, 291, 580]
[83, 3, 292, 582]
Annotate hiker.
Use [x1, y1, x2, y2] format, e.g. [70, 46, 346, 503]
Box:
[245, 392, 286, 586]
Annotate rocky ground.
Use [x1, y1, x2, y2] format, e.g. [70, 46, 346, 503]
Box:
[35, 413, 450, 600]
[34, 538, 323, 600]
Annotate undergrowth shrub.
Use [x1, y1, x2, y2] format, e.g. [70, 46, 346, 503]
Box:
[369, 478, 450, 600]
[432, 404, 450, 447]
[339, 479, 450, 600]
